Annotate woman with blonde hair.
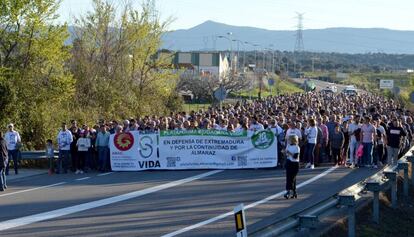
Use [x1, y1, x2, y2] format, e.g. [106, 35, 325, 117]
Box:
[284, 135, 300, 199]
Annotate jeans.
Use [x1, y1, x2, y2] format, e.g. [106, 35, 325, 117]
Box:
[387, 146, 400, 166]
[98, 146, 109, 171]
[305, 143, 316, 165]
[0, 168, 6, 189]
[332, 148, 341, 165]
[6, 149, 18, 175]
[58, 150, 70, 173]
[362, 142, 373, 166]
[376, 144, 385, 164]
[349, 139, 359, 165]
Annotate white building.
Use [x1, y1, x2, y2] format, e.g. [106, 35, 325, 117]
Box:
[173, 51, 231, 80]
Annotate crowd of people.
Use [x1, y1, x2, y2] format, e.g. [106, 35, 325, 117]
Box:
[1, 91, 413, 194]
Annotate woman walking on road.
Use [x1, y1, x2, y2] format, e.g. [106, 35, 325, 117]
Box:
[284, 135, 300, 199]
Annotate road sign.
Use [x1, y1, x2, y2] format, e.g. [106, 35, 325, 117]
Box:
[214, 86, 227, 101]
[380, 79, 394, 89]
[234, 204, 247, 237]
[392, 86, 400, 95]
[268, 78, 275, 86]
[410, 92, 414, 103]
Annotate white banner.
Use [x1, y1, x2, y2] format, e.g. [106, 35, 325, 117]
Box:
[380, 79, 394, 89]
[110, 130, 278, 171]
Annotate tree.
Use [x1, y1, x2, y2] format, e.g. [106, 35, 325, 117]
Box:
[70, 0, 180, 119]
[0, 0, 74, 149]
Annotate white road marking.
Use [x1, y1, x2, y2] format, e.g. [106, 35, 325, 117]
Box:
[0, 170, 223, 231]
[97, 172, 113, 177]
[0, 182, 67, 198]
[75, 177, 90, 181]
[162, 166, 338, 237]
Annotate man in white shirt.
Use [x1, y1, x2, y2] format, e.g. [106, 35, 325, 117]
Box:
[348, 116, 361, 168]
[57, 122, 73, 174]
[5, 124, 21, 175]
[249, 116, 264, 132]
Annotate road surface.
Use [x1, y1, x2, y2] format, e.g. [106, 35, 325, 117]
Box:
[0, 166, 378, 236]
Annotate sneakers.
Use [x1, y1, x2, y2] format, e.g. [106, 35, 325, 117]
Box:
[80, 170, 84, 174]
[310, 164, 315, 169]
[305, 163, 311, 169]
[75, 170, 80, 174]
[350, 164, 355, 169]
[372, 165, 378, 169]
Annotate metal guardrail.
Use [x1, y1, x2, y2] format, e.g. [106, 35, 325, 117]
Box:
[20, 151, 59, 160]
[250, 146, 414, 237]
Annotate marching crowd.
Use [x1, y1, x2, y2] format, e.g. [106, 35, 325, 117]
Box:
[1, 91, 413, 194]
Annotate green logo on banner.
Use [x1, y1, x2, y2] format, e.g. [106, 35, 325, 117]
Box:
[251, 130, 274, 149]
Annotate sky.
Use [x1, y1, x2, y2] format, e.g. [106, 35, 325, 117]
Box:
[58, 0, 414, 31]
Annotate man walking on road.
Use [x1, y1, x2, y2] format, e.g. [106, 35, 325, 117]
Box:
[57, 122, 73, 174]
[386, 118, 406, 166]
[5, 123, 21, 175]
[360, 116, 376, 167]
[0, 131, 8, 191]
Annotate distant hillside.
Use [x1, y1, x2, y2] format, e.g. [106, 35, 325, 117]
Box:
[161, 20, 414, 54]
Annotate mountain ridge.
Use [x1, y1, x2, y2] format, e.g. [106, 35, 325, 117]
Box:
[161, 20, 414, 54]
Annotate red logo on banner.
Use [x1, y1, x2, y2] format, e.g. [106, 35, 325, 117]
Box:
[114, 132, 134, 151]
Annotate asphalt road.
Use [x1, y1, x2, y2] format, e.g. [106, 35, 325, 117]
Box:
[290, 78, 362, 93]
[0, 166, 379, 237]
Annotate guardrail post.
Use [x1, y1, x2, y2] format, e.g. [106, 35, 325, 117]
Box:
[384, 171, 397, 208]
[407, 156, 414, 186]
[339, 194, 356, 237]
[366, 182, 380, 224]
[398, 162, 409, 199]
[298, 215, 318, 235]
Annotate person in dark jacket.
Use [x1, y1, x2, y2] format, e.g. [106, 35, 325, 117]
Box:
[331, 123, 345, 166]
[1, 131, 9, 191]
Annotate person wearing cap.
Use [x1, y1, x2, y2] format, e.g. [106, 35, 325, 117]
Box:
[76, 130, 91, 174]
[0, 131, 8, 191]
[5, 123, 21, 175]
[284, 135, 300, 199]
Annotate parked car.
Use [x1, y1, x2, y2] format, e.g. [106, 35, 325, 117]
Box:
[342, 85, 357, 96]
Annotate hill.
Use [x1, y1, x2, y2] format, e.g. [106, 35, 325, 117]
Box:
[161, 20, 414, 54]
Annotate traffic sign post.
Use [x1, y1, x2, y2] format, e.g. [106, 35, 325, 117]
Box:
[234, 204, 247, 237]
[392, 86, 400, 95]
[214, 85, 227, 107]
[380, 79, 394, 89]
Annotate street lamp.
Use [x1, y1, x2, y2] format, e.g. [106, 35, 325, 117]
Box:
[253, 44, 260, 70]
[232, 39, 245, 70]
[217, 33, 234, 71]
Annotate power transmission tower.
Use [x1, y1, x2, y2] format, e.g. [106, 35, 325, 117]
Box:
[294, 12, 305, 72]
[149, 0, 158, 22]
[294, 12, 305, 52]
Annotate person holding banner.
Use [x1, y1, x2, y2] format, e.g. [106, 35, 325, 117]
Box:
[284, 135, 300, 199]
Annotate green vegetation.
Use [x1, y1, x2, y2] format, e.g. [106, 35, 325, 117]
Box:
[0, 0, 182, 149]
[237, 77, 303, 99]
